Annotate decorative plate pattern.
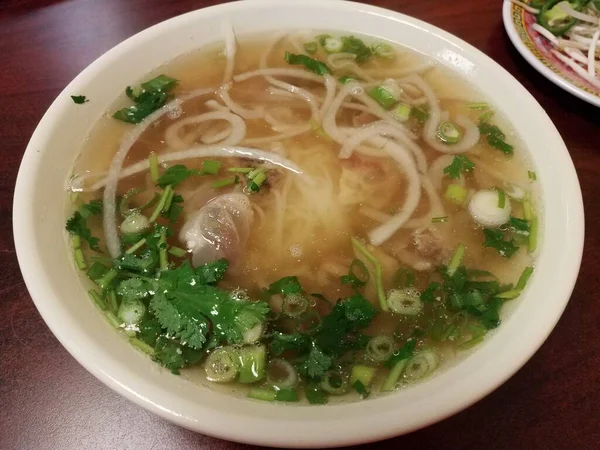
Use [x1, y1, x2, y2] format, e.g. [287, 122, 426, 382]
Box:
[505, 1, 600, 105]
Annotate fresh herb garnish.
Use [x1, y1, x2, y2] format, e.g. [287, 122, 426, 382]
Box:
[71, 95, 88, 104]
[156, 165, 202, 188]
[113, 74, 179, 124]
[65, 200, 103, 251]
[340, 36, 372, 63]
[478, 123, 514, 154]
[284, 52, 331, 75]
[482, 228, 520, 258]
[443, 155, 475, 179]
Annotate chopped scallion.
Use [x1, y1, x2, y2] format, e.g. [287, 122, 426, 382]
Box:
[372, 42, 395, 59]
[447, 243, 466, 277]
[149, 185, 173, 223]
[528, 215, 538, 253]
[149, 152, 159, 182]
[338, 75, 357, 84]
[202, 160, 221, 175]
[303, 41, 318, 55]
[351, 237, 387, 311]
[444, 184, 468, 205]
[431, 216, 448, 223]
[392, 102, 412, 122]
[227, 167, 254, 174]
[528, 170, 537, 181]
[497, 188, 506, 209]
[479, 109, 495, 122]
[323, 36, 343, 53]
[249, 171, 267, 193]
[437, 121, 463, 144]
[125, 237, 147, 255]
[158, 227, 168, 271]
[211, 176, 239, 189]
[466, 102, 489, 110]
[88, 289, 106, 310]
[130, 337, 155, 355]
[168, 246, 188, 258]
[368, 86, 398, 109]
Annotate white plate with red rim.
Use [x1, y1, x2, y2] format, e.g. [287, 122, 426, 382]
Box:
[503, 0, 600, 107]
[13, 0, 584, 447]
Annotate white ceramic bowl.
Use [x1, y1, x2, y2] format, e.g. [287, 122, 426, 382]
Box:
[13, 0, 584, 447]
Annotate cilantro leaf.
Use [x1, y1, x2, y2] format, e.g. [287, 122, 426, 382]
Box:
[506, 216, 530, 235]
[305, 382, 328, 404]
[268, 276, 303, 295]
[113, 75, 178, 124]
[71, 95, 88, 104]
[443, 155, 474, 179]
[114, 249, 157, 274]
[66, 200, 103, 251]
[117, 278, 154, 300]
[299, 344, 333, 379]
[420, 281, 441, 302]
[161, 193, 183, 223]
[150, 262, 270, 348]
[270, 332, 311, 356]
[284, 52, 331, 75]
[478, 123, 514, 154]
[156, 165, 202, 188]
[341, 36, 372, 63]
[195, 258, 229, 284]
[482, 229, 519, 258]
[152, 335, 204, 375]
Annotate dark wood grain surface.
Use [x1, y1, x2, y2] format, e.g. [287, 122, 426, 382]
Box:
[1, 0, 598, 449]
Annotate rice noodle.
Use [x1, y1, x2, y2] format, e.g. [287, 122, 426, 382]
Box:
[242, 124, 312, 145]
[102, 88, 214, 257]
[222, 22, 237, 85]
[164, 111, 246, 149]
[234, 68, 324, 84]
[405, 74, 480, 154]
[403, 176, 446, 228]
[338, 123, 427, 174]
[94, 146, 307, 193]
[354, 138, 422, 245]
[205, 99, 230, 112]
[218, 83, 264, 120]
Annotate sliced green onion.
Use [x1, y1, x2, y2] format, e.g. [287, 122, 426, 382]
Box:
[437, 121, 463, 144]
[458, 334, 485, 350]
[431, 216, 448, 223]
[497, 188, 506, 209]
[248, 171, 268, 193]
[108, 290, 118, 314]
[120, 213, 149, 235]
[158, 227, 168, 271]
[205, 347, 240, 383]
[323, 36, 343, 53]
[368, 86, 398, 109]
[303, 41, 318, 55]
[466, 102, 489, 110]
[447, 243, 466, 277]
[227, 167, 254, 174]
[96, 268, 118, 291]
[282, 293, 309, 317]
[528, 215, 538, 253]
[73, 247, 86, 270]
[88, 289, 106, 310]
[149, 152, 159, 182]
[162, 188, 175, 212]
[125, 237, 147, 255]
[70, 191, 80, 204]
[350, 365, 377, 387]
[117, 297, 146, 325]
[392, 102, 412, 122]
[528, 171, 537, 181]
[130, 337, 154, 355]
[71, 235, 82, 250]
[320, 371, 350, 395]
[381, 359, 408, 392]
[274, 389, 299, 402]
[366, 335, 395, 362]
[523, 198, 534, 221]
[105, 311, 121, 329]
[87, 261, 109, 281]
[351, 237, 387, 311]
[387, 288, 423, 315]
[141, 74, 178, 93]
[372, 42, 395, 59]
[267, 358, 298, 389]
[149, 185, 173, 223]
[479, 109, 495, 122]
[305, 382, 328, 404]
[237, 345, 267, 384]
[515, 266, 534, 291]
[202, 160, 221, 175]
[444, 184, 468, 205]
[496, 289, 521, 300]
[168, 246, 188, 258]
[403, 350, 438, 383]
[247, 388, 276, 401]
[211, 176, 238, 189]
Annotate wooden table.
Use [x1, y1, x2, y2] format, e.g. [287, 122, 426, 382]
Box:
[1, 0, 598, 449]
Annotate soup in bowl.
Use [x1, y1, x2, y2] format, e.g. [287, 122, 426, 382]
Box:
[13, 0, 583, 447]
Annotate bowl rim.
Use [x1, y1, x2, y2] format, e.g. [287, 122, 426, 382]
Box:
[502, 0, 600, 108]
[13, 0, 585, 447]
